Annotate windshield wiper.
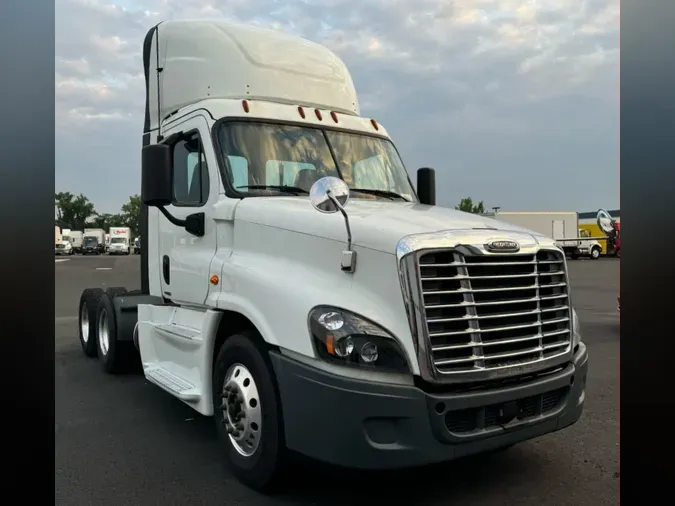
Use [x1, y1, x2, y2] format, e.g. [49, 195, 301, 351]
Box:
[350, 188, 411, 201]
[238, 185, 309, 195]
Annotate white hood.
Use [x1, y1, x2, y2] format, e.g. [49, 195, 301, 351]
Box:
[235, 197, 548, 254]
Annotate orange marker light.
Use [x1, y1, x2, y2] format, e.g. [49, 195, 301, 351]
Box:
[326, 335, 335, 355]
[298, 106, 306, 118]
[330, 111, 338, 123]
[209, 275, 219, 285]
[370, 119, 379, 130]
[315, 109, 322, 120]
[242, 100, 250, 113]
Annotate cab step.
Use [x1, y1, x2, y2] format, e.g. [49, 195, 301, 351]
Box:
[144, 365, 201, 402]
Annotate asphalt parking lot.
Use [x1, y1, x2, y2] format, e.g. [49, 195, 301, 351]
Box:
[55, 255, 619, 505]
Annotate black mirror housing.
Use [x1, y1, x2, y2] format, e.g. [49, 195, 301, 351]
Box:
[417, 167, 436, 206]
[142, 144, 173, 207]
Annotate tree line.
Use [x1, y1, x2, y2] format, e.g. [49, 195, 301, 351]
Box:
[54, 192, 486, 238]
[55, 192, 141, 237]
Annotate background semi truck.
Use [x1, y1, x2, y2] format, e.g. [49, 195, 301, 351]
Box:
[55, 226, 62, 247]
[485, 211, 603, 259]
[76, 20, 587, 492]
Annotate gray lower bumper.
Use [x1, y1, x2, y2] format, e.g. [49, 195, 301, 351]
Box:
[271, 343, 587, 469]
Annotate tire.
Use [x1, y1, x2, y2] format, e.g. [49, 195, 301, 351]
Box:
[590, 247, 601, 260]
[78, 288, 104, 357]
[213, 332, 286, 491]
[105, 287, 127, 299]
[96, 293, 131, 374]
[570, 253, 579, 260]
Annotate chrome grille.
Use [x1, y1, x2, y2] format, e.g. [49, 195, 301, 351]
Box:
[418, 249, 571, 376]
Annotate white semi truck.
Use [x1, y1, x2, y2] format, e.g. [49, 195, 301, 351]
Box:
[485, 211, 604, 260]
[108, 227, 132, 255]
[77, 20, 587, 491]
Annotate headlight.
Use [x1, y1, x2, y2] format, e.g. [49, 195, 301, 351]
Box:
[572, 307, 581, 348]
[308, 306, 410, 374]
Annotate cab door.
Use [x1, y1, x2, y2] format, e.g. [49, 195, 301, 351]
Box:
[157, 113, 219, 305]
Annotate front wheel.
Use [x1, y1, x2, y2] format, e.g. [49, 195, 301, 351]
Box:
[213, 332, 286, 491]
[590, 247, 601, 260]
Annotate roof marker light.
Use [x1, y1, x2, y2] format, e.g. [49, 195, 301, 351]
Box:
[330, 111, 338, 123]
[370, 119, 379, 130]
[315, 109, 322, 121]
[242, 100, 250, 113]
[298, 106, 306, 118]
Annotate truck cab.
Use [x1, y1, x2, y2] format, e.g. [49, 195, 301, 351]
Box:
[77, 20, 587, 491]
[574, 229, 603, 259]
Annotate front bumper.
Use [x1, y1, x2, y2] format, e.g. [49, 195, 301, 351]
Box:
[271, 343, 587, 469]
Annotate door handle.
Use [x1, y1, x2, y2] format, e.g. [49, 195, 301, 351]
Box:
[162, 255, 170, 285]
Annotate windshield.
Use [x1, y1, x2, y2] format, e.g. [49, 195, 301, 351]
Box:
[84, 237, 98, 245]
[217, 122, 416, 201]
[111, 237, 126, 244]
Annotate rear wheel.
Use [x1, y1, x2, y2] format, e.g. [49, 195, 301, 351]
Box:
[105, 287, 127, 299]
[213, 332, 286, 491]
[96, 293, 132, 374]
[78, 288, 104, 357]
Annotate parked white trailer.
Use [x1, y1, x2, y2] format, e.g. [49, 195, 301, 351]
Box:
[69, 230, 84, 253]
[108, 227, 132, 255]
[76, 20, 588, 491]
[55, 226, 62, 246]
[486, 211, 603, 259]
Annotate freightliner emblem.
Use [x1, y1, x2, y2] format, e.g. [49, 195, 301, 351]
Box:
[485, 239, 520, 253]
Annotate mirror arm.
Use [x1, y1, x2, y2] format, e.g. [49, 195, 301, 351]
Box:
[157, 205, 187, 228]
[156, 206, 205, 237]
[328, 191, 352, 251]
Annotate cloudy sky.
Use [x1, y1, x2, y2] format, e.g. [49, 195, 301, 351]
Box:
[55, 0, 619, 214]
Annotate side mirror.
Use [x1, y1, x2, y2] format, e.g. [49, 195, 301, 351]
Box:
[309, 176, 356, 273]
[309, 176, 350, 214]
[596, 209, 615, 234]
[417, 167, 436, 206]
[142, 143, 173, 207]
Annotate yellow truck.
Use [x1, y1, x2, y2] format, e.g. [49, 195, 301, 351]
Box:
[579, 223, 607, 254]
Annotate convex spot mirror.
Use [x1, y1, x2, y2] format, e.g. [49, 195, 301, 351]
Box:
[310, 176, 350, 214]
[596, 209, 615, 234]
[141, 143, 173, 207]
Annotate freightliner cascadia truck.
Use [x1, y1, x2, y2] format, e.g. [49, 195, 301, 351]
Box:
[76, 20, 588, 491]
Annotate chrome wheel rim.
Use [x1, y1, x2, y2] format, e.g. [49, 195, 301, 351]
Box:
[98, 309, 109, 355]
[80, 303, 89, 343]
[221, 363, 262, 457]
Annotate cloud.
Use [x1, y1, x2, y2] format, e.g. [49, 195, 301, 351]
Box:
[56, 0, 619, 213]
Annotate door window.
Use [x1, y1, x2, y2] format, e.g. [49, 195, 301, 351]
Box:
[172, 133, 210, 206]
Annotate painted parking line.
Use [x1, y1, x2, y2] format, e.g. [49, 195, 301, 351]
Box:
[96, 267, 113, 270]
[55, 259, 70, 263]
